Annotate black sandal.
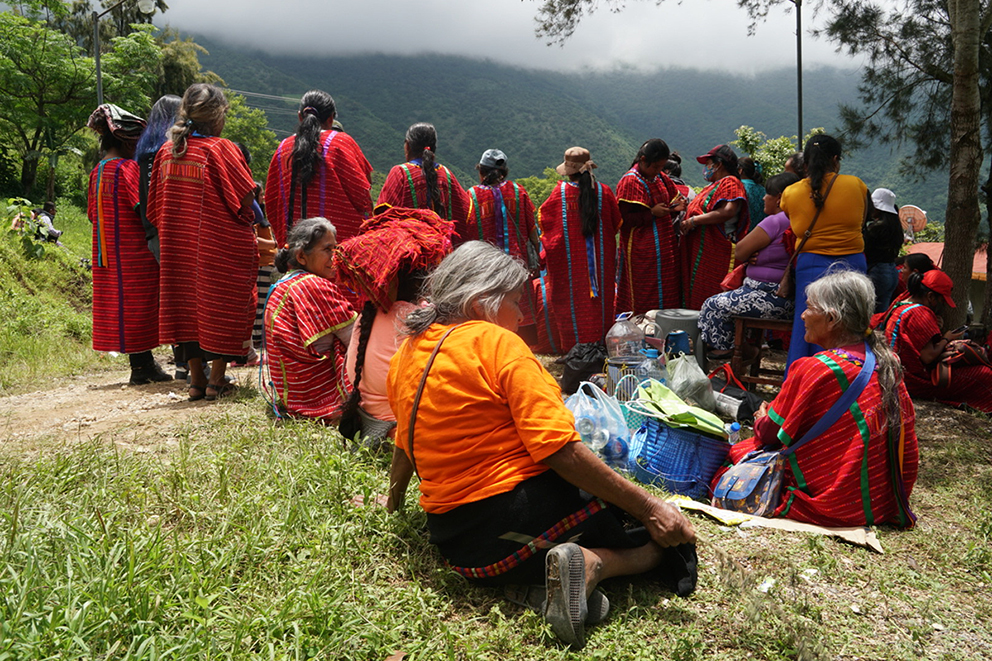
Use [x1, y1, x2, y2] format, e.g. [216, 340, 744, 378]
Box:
[188, 385, 207, 402]
[204, 383, 237, 401]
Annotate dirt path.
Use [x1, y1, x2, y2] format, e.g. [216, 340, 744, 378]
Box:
[0, 366, 258, 454]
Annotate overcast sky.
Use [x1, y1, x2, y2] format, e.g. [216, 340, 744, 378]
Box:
[160, 0, 868, 75]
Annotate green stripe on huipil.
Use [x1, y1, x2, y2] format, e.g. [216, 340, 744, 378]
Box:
[401, 164, 419, 207]
[441, 166, 453, 220]
[470, 188, 484, 240]
[816, 353, 876, 525]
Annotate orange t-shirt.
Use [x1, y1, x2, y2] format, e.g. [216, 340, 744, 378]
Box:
[780, 172, 867, 256]
[387, 320, 577, 514]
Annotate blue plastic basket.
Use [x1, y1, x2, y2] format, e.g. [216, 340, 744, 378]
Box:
[629, 417, 730, 501]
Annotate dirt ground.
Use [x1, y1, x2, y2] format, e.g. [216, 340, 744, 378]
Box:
[0, 365, 259, 455]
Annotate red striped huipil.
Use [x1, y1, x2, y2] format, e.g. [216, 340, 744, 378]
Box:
[615, 167, 681, 314]
[264, 270, 356, 420]
[680, 176, 749, 310]
[375, 161, 470, 241]
[147, 136, 257, 357]
[87, 157, 160, 353]
[712, 346, 919, 527]
[265, 130, 373, 247]
[537, 180, 621, 350]
[467, 180, 537, 326]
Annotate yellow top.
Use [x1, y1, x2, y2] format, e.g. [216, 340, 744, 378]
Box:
[780, 173, 868, 256]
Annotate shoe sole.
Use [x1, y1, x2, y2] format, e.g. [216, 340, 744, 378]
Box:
[545, 543, 586, 649]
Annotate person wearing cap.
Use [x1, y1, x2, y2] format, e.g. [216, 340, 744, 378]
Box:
[86, 103, 172, 386]
[375, 123, 471, 242]
[465, 149, 540, 344]
[863, 188, 905, 313]
[265, 90, 373, 248]
[881, 269, 992, 412]
[780, 134, 870, 370]
[615, 139, 685, 314]
[537, 147, 621, 350]
[679, 144, 750, 309]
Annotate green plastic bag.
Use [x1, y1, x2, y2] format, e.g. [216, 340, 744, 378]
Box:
[632, 379, 727, 439]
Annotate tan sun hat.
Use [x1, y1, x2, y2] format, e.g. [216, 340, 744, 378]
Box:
[556, 146, 597, 176]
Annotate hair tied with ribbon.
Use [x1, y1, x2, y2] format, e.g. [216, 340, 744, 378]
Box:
[302, 106, 319, 117]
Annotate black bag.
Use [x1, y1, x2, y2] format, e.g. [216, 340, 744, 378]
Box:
[558, 342, 608, 395]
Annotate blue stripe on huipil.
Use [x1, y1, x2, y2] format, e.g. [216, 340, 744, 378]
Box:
[623, 171, 664, 309]
[559, 182, 581, 344]
[112, 163, 126, 352]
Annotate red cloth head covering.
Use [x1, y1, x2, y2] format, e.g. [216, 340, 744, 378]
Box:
[334, 206, 453, 311]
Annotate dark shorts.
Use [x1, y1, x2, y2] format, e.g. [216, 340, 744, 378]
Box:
[426, 470, 650, 586]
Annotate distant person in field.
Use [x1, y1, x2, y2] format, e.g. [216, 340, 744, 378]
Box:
[863, 188, 905, 313]
[134, 94, 181, 261]
[465, 148, 540, 344]
[538, 147, 621, 351]
[679, 144, 750, 309]
[780, 134, 869, 369]
[880, 269, 992, 413]
[615, 138, 685, 314]
[375, 122, 471, 242]
[86, 104, 171, 385]
[335, 207, 453, 444]
[263, 218, 356, 422]
[265, 90, 373, 247]
[147, 83, 258, 402]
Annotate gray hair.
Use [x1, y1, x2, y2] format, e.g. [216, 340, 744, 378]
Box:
[404, 241, 529, 335]
[805, 268, 903, 418]
[274, 217, 337, 273]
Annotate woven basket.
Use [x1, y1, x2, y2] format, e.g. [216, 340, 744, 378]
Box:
[614, 374, 649, 432]
[630, 417, 730, 501]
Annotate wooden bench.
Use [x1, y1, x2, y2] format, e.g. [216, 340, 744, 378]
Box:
[731, 317, 793, 389]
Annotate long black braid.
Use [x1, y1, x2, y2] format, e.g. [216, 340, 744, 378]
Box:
[338, 300, 376, 438]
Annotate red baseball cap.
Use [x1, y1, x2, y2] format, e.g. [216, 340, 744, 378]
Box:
[696, 144, 737, 165]
[921, 269, 956, 308]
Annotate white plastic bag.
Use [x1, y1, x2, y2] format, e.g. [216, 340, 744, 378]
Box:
[563, 382, 631, 469]
[667, 354, 716, 412]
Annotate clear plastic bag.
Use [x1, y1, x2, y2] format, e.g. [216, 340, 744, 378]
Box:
[563, 382, 631, 469]
[668, 353, 716, 412]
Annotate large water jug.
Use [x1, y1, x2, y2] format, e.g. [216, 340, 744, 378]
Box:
[605, 312, 645, 358]
[637, 348, 668, 385]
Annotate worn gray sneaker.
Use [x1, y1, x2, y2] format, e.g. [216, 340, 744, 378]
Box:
[504, 584, 609, 625]
[544, 543, 587, 649]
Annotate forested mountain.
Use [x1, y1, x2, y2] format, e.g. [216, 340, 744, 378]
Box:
[197, 36, 948, 223]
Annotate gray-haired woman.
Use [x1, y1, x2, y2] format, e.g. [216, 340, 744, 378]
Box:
[713, 269, 919, 528]
[262, 217, 356, 421]
[385, 241, 697, 650]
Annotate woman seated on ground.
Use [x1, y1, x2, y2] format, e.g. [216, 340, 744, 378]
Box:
[385, 241, 697, 650]
[881, 269, 992, 413]
[698, 172, 800, 358]
[713, 270, 919, 528]
[263, 217, 356, 421]
[335, 207, 454, 444]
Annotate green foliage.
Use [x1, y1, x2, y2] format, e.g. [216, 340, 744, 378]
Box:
[913, 222, 946, 244]
[515, 167, 562, 207]
[734, 125, 825, 178]
[98, 23, 160, 111]
[223, 92, 278, 185]
[155, 26, 223, 98]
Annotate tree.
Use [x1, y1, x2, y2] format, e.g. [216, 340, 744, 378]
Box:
[222, 92, 278, 185]
[156, 27, 223, 98]
[0, 13, 158, 196]
[49, 0, 168, 54]
[733, 125, 823, 177]
[820, 0, 992, 327]
[516, 167, 563, 207]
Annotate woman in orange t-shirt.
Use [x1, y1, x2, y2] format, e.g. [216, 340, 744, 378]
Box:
[385, 241, 697, 650]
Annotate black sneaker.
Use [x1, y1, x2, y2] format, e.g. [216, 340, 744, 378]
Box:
[129, 362, 174, 385]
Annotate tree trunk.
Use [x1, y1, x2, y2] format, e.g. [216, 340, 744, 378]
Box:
[942, 0, 983, 327]
[19, 155, 39, 198]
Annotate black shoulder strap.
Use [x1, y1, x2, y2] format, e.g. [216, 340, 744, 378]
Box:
[407, 324, 461, 477]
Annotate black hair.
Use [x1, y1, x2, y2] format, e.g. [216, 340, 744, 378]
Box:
[136, 94, 181, 163]
[763, 172, 800, 197]
[785, 151, 806, 178]
[738, 156, 764, 185]
[42, 201, 55, 213]
[405, 123, 441, 214]
[273, 217, 335, 272]
[234, 142, 252, 166]
[571, 170, 599, 237]
[630, 138, 670, 169]
[904, 253, 935, 274]
[477, 164, 508, 186]
[339, 268, 427, 425]
[288, 90, 336, 228]
[663, 151, 683, 178]
[803, 134, 843, 209]
[100, 130, 128, 157]
[712, 146, 739, 180]
[906, 272, 946, 313]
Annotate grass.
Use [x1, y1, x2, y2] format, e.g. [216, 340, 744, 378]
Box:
[0, 198, 123, 393]
[0, 389, 990, 659]
[1, 201, 990, 658]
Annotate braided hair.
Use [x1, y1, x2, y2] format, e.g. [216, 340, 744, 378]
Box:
[168, 84, 227, 158]
[803, 134, 843, 209]
[405, 123, 441, 214]
[574, 170, 599, 237]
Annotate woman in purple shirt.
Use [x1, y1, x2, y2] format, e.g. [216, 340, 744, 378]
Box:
[698, 173, 800, 354]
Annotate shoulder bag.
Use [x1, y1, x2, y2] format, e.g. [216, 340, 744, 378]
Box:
[775, 174, 839, 299]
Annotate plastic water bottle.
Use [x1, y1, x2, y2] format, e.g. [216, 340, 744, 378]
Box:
[637, 348, 667, 385]
[605, 312, 645, 358]
[726, 422, 741, 445]
[575, 416, 596, 441]
[600, 436, 629, 470]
